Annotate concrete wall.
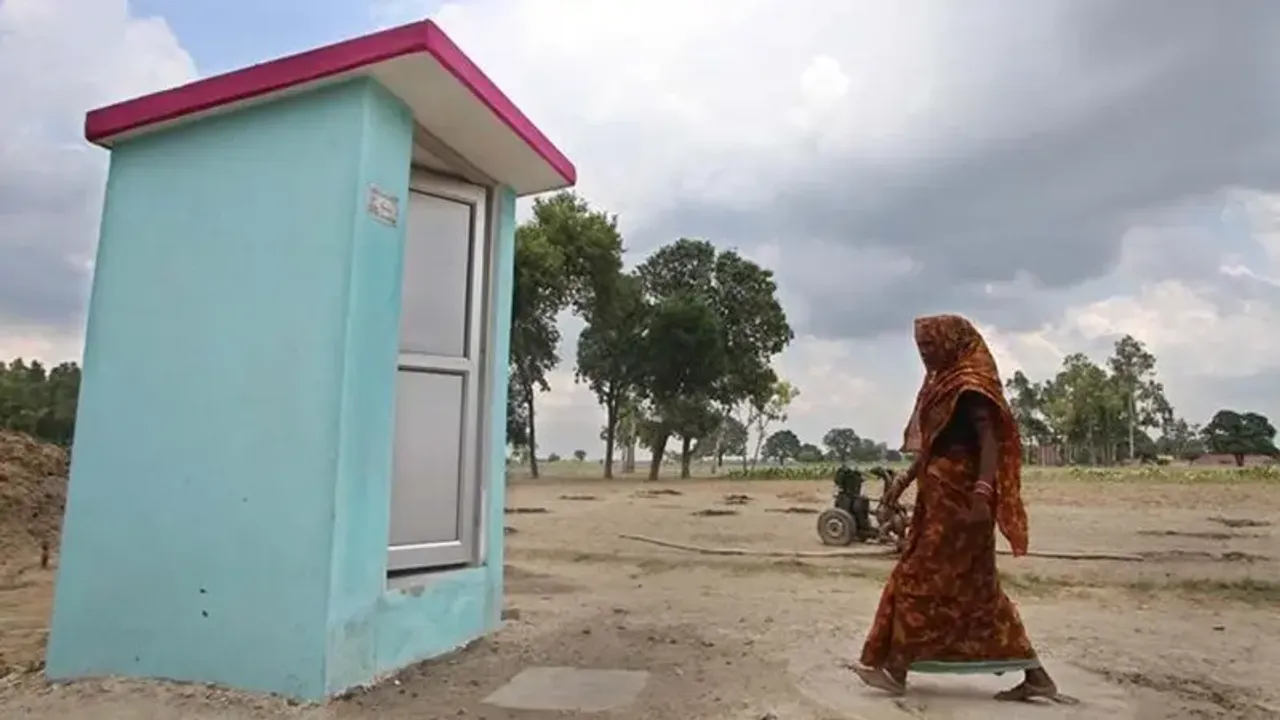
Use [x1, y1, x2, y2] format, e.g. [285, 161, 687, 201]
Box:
[320, 78, 416, 692]
[48, 76, 514, 700]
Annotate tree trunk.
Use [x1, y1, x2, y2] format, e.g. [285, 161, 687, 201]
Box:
[680, 435, 693, 479]
[525, 380, 539, 479]
[750, 428, 767, 470]
[1128, 387, 1137, 462]
[648, 431, 670, 481]
[603, 390, 617, 479]
[623, 418, 636, 475]
[712, 415, 725, 472]
[622, 409, 637, 474]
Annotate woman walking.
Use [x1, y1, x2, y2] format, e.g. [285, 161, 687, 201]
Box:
[853, 314, 1059, 702]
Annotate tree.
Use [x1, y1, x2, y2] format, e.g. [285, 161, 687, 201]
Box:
[719, 414, 749, 462]
[822, 427, 860, 463]
[508, 225, 564, 478]
[573, 449, 587, 461]
[762, 429, 801, 465]
[609, 396, 645, 474]
[506, 381, 531, 451]
[691, 413, 748, 470]
[635, 238, 794, 477]
[709, 249, 794, 421]
[1201, 410, 1279, 466]
[746, 380, 799, 469]
[576, 273, 648, 478]
[796, 442, 824, 463]
[1005, 337, 1181, 466]
[1005, 370, 1052, 461]
[1157, 417, 1205, 461]
[1107, 335, 1172, 461]
[667, 399, 723, 479]
[508, 192, 624, 478]
[0, 359, 81, 446]
[1041, 353, 1125, 464]
[639, 292, 727, 479]
[850, 437, 889, 463]
[531, 191, 626, 316]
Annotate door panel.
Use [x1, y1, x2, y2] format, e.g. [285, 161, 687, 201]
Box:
[388, 370, 465, 547]
[387, 172, 488, 574]
[397, 193, 474, 359]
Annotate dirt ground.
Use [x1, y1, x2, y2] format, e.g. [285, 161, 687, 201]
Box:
[2, 476, 1278, 719]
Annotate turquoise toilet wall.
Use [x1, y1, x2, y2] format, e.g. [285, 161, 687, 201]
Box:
[46, 76, 514, 700]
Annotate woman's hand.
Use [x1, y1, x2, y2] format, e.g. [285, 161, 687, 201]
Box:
[882, 478, 901, 506]
[968, 490, 993, 525]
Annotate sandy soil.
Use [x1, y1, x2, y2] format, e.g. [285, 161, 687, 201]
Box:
[1, 477, 1278, 719]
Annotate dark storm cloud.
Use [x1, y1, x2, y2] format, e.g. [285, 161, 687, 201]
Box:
[1179, 371, 1280, 427]
[0, 139, 102, 329]
[0, 240, 90, 327]
[638, 0, 1280, 340]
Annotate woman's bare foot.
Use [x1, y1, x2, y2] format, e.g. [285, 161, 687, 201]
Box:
[851, 665, 907, 696]
[995, 667, 1058, 702]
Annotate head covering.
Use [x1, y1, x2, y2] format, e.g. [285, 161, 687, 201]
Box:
[902, 314, 1029, 556]
[902, 370, 932, 453]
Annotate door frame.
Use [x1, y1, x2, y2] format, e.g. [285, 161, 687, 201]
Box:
[387, 169, 492, 574]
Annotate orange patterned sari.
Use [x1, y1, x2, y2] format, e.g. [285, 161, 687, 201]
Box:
[859, 314, 1038, 675]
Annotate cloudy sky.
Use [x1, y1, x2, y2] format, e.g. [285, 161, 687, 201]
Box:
[4, 0, 1280, 457]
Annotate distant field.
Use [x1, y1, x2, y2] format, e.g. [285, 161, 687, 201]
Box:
[511, 459, 1280, 484]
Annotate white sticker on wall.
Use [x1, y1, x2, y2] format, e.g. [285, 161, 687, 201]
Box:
[367, 185, 400, 227]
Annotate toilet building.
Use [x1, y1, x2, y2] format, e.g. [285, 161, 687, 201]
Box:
[45, 19, 575, 700]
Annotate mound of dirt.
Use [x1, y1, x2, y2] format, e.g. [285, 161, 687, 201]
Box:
[0, 430, 69, 558]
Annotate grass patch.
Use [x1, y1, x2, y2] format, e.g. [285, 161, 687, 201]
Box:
[510, 546, 887, 580]
[1136, 577, 1280, 605]
[1001, 570, 1280, 607]
[1208, 516, 1272, 528]
[998, 572, 1083, 598]
[637, 556, 887, 580]
[515, 547, 1280, 606]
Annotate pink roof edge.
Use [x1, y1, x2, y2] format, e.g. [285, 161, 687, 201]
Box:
[83, 20, 577, 186]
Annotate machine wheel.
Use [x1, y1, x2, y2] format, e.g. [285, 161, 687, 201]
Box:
[817, 507, 857, 546]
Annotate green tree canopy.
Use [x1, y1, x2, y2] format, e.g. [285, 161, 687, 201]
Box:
[1201, 410, 1279, 465]
[633, 238, 793, 479]
[822, 427, 860, 463]
[508, 191, 624, 477]
[0, 359, 81, 447]
[796, 442, 824, 463]
[762, 429, 802, 465]
[575, 272, 649, 478]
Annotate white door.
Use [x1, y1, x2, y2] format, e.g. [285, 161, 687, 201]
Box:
[387, 172, 488, 573]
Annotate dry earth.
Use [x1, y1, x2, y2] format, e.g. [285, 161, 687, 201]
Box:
[1, 475, 1278, 719]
